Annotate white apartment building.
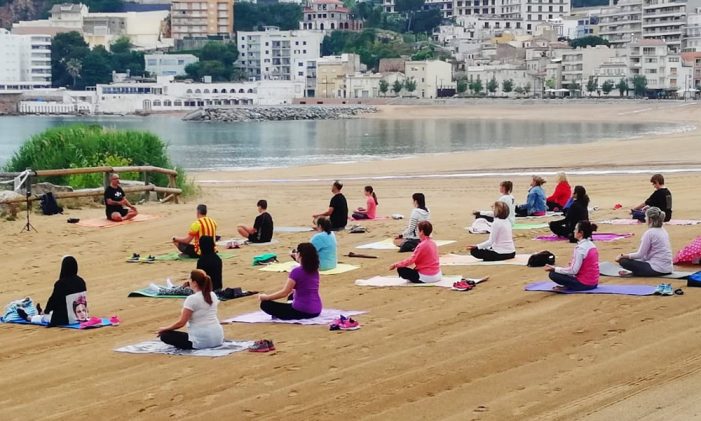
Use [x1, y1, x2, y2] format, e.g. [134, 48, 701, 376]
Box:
[598, 0, 643, 48]
[0, 30, 52, 92]
[404, 60, 454, 98]
[145, 53, 199, 76]
[559, 45, 616, 90]
[237, 27, 325, 96]
[523, 0, 570, 33]
[628, 38, 690, 91]
[592, 58, 629, 90]
[642, 0, 686, 53]
[94, 78, 306, 113]
[685, 7, 701, 51]
[465, 63, 538, 95]
[345, 73, 383, 98]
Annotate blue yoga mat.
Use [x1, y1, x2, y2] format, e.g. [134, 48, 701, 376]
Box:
[0, 317, 113, 329]
[525, 281, 658, 296]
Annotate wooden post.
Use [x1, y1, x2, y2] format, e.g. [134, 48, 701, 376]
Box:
[142, 171, 150, 202]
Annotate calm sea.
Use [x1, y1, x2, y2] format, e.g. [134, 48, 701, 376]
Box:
[0, 115, 687, 171]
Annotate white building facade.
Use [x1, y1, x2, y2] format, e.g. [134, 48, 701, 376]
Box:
[404, 60, 454, 98]
[642, 0, 686, 53]
[0, 29, 52, 92]
[598, 0, 643, 48]
[145, 53, 199, 76]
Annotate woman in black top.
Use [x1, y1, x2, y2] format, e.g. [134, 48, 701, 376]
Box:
[549, 185, 589, 243]
[197, 236, 222, 291]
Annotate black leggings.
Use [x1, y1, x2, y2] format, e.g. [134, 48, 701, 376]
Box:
[176, 243, 198, 258]
[470, 247, 516, 261]
[619, 258, 669, 277]
[475, 213, 494, 223]
[548, 272, 596, 291]
[260, 300, 320, 320]
[397, 267, 422, 283]
[549, 219, 576, 242]
[547, 200, 563, 212]
[160, 330, 193, 349]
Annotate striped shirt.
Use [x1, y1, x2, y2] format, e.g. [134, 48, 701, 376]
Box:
[188, 216, 217, 255]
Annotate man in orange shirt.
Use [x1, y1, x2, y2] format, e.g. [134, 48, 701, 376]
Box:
[172, 204, 217, 258]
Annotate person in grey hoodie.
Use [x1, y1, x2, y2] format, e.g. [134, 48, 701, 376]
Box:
[393, 193, 430, 252]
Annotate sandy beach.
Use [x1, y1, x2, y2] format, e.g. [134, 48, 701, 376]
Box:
[2, 101, 701, 420]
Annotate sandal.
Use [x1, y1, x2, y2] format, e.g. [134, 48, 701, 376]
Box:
[674, 288, 684, 295]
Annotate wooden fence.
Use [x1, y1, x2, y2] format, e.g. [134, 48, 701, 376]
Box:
[0, 166, 182, 205]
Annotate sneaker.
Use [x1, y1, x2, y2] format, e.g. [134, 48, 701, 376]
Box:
[330, 315, 348, 326]
[653, 283, 665, 295]
[127, 253, 140, 263]
[144, 255, 155, 263]
[451, 280, 473, 291]
[109, 315, 121, 326]
[249, 339, 275, 352]
[661, 283, 674, 296]
[80, 317, 102, 329]
[339, 318, 360, 331]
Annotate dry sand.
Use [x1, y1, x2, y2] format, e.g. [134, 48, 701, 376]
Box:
[2, 101, 701, 420]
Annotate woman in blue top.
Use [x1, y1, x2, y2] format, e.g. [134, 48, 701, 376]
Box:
[515, 176, 547, 217]
[311, 217, 337, 271]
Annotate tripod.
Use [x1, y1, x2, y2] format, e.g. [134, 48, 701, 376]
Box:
[19, 170, 37, 233]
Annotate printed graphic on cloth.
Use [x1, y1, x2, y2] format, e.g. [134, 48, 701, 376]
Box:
[114, 340, 255, 357]
[66, 292, 89, 324]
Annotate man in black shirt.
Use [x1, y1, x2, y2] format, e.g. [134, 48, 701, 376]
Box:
[313, 180, 348, 231]
[104, 173, 138, 221]
[237, 199, 274, 243]
[631, 173, 672, 222]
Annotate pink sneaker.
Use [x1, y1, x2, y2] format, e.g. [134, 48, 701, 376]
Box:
[109, 316, 121, 326]
[339, 318, 360, 331]
[80, 317, 102, 329]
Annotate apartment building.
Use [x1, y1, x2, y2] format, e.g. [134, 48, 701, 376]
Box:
[685, 7, 701, 51]
[404, 60, 454, 98]
[237, 27, 325, 96]
[145, 53, 199, 76]
[628, 38, 690, 91]
[559, 45, 616, 89]
[598, 0, 643, 48]
[171, 0, 234, 40]
[0, 29, 51, 92]
[642, 0, 685, 53]
[316, 53, 362, 97]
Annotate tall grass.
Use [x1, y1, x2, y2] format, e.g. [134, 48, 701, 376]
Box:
[4, 125, 196, 195]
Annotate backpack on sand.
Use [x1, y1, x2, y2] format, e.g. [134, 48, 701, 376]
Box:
[40, 192, 63, 215]
[527, 250, 555, 267]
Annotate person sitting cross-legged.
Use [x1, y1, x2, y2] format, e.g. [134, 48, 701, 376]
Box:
[390, 221, 442, 283]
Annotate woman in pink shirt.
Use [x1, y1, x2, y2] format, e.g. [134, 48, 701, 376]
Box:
[389, 221, 442, 283]
[545, 220, 600, 291]
[352, 186, 378, 220]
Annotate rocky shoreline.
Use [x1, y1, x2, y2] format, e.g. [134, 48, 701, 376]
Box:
[182, 105, 378, 122]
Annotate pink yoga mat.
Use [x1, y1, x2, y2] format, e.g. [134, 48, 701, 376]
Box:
[75, 214, 159, 228]
[535, 233, 633, 242]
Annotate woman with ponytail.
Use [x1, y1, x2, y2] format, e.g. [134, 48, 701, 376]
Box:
[545, 220, 600, 291]
[157, 269, 224, 349]
[352, 186, 378, 220]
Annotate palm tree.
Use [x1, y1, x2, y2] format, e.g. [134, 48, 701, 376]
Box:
[65, 58, 82, 89]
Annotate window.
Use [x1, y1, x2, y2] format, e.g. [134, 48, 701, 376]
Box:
[298, 71, 304, 76]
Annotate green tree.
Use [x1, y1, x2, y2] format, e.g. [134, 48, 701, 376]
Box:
[470, 77, 483, 94]
[392, 79, 404, 95]
[412, 9, 442, 34]
[234, 3, 303, 31]
[65, 58, 82, 89]
[545, 78, 556, 90]
[199, 42, 239, 66]
[405, 78, 417, 95]
[602, 79, 615, 95]
[502, 79, 513, 93]
[569, 81, 581, 97]
[487, 76, 498, 95]
[514, 86, 524, 95]
[523, 82, 531, 96]
[457, 78, 468, 94]
[110, 37, 145, 76]
[379, 79, 389, 96]
[632, 75, 647, 97]
[617, 79, 629, 97]
[81, 46, 113, 88]
[569, 36, 610, 49]
[586, 77, 597, 96]
[51, 31, 89, 88]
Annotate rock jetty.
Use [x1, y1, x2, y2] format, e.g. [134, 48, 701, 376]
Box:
[183, 105, 378, 122]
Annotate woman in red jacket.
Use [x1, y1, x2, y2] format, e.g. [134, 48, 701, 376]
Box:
[547, 172, 572, 212]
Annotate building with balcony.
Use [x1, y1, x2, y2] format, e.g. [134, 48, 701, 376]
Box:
[558, 45, 615, 91]
[684, 7, 701, 52]
[0, 29, 51, 92]
[628, 38, 689, 92]
[315, 53, 362, 97]
[642, 0, 685, 53]
[237, 27, 324, 96]
[171, 0, 234, 40]
[300, 0, 363, 32]
[598, 0, 643, 48]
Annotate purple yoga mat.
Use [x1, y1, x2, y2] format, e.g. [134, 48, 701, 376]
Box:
[525, 281, 657, 296]
[535, 233, 633, 242]
[222, 309, 367, 325]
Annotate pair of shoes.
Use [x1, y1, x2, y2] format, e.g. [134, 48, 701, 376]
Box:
[329, 315, 360, 331]
[109, 315, 121, 326]
[80, 317, 102, 329]
[143, 255, 155, 263]
[249, 339, 275, 352]
[451, 280, 475, 291]
[128, 253, 140, 263]
[654, 283, 674, 296]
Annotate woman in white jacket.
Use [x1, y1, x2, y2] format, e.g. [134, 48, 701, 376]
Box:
[467, 201, 516, 261]
[394, 193, 430, 253]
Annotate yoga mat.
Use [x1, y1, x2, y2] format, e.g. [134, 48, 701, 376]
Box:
[222, 309, 366, 325]
[439, 253, 530, 266]
[525, 281, 657, 296]
[216, 238, 279, 248]
[516, 211, 561, 219]
[152, 252, 236, 261]
[75, 214, 159, 228]
[350, 216, 390, 221]
[114, 339, 255, 357]
[0, 317, 114, 329]
[356, 238, 456, 250]
[258, 261, 359, 275]
[600, 219, 701, 226]
[534, 233, 633, 242]
[513, 223, 549, 230]
[274, 226, 314, 233]
[355, 275, 474, 288]
[599, 261, 693, 279]
[128, 287, 257, 300]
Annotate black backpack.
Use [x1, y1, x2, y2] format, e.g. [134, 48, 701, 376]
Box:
[527, 250, 555, 267]
[40, 192, 63, 215]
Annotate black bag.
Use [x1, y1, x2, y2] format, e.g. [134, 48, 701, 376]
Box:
[40, 192, 63, 215]
[527, 250, 555, 267]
